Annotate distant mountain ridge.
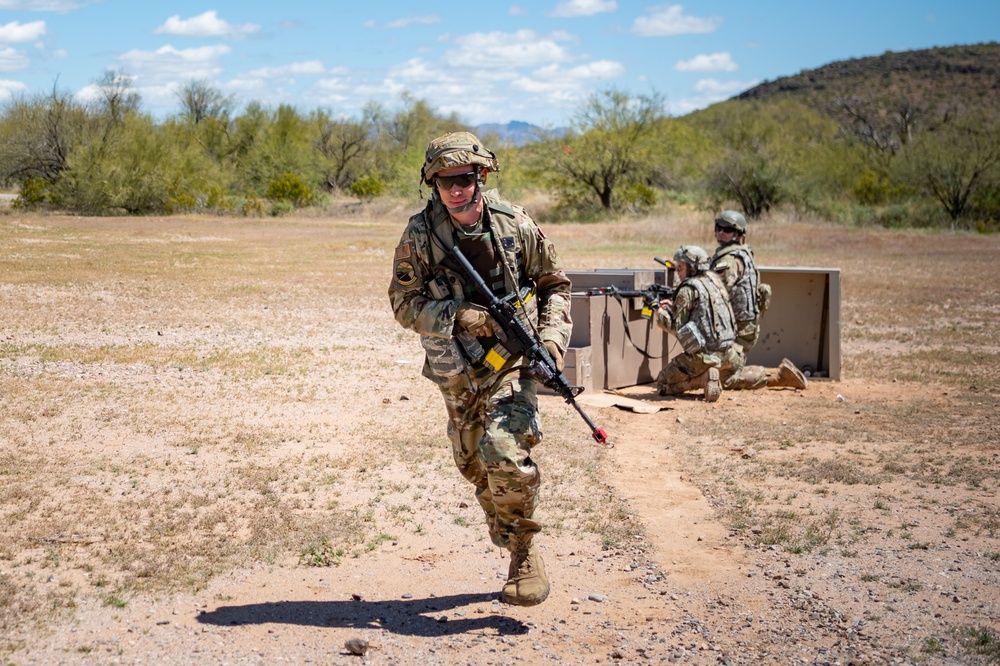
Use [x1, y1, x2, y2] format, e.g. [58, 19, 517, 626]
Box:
[476, 43, 1000, 145]
[476, 121, 568, 147]
[735, 42, 1000, 114]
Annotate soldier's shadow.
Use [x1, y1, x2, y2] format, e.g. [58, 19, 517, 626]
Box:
[196, 592, 529, 637]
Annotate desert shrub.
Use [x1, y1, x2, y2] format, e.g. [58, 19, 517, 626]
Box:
[349, 174, 386, 202]
[266, 172, 316, 207]
[11, 178, 49, 209]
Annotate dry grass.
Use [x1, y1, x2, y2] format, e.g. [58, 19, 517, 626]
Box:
[2, 205, 999, 661]
[0, 209, 621, 645]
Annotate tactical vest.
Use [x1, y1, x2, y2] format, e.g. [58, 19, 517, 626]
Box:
[418, 190, 538, 378]
[712, 244, 760, 322]
[683, 271, 735, 353]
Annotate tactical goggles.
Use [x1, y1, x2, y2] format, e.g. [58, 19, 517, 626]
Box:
[714, 222, 736, 232]
[435, 171, 478, 190]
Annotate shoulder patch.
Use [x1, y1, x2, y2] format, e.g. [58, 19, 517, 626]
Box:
[394, 242, 413, 260]
[394, 260, 417, 287]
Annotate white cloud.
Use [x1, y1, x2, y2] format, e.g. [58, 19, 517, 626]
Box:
[509, 5, 528, 16]
[0, 46, 30, 71]
[668, 78, 758, 115]
[384, 15, 440, 29]
[154, 11, 260, 39]
[0, 78, 28, 100]
[243, 60, 326, 80]
[675, 52, 737, 73]
[387, 58, 439, 82]
[118, 44, 231, 84]
[445, 30, 575, 68]
[632, 4, 721, 37]
[551, 0, 617, 17]
[693, 78, 756, 94]
[0, 20, 46, 43]
[0, 0, 92, 10]
[225, 77, 265, 93]
[511, 60, 621, 92]
[315, 77, 349, 92]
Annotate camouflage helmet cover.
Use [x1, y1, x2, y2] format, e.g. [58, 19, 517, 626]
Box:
[673, 244, 710, 272]
[715, 209, 747, 233]
[421, 131, 499, 185]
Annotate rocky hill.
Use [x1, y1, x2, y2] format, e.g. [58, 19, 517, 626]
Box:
[736, 41, 1000, 114]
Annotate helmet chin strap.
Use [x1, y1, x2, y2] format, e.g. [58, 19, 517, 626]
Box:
[444, 178, 482, 215]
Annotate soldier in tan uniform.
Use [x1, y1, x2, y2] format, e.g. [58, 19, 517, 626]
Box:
[709, 210, 769, 354]
[655, 245, 807, 402]
[388, 132, 571, 606]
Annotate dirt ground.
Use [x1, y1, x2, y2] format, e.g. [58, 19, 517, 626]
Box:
[1, 209, 998, 665]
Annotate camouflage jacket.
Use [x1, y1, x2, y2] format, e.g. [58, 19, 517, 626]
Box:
[656, 270, 735, 354]
[711, 242, 761, 323]
[388, 189, 572, 383]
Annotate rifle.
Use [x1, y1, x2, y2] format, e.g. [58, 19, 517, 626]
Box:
[444, 243, 609, 446]
[585, 283, 676, 320]
[582, 256, 676, 358]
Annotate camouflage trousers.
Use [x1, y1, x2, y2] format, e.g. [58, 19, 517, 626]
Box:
[655, 346, 742, 395]
[655, 345, 772, 393]
[437, 369, 542, 550]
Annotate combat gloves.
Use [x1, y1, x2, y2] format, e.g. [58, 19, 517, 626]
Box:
[456, 302, 499, 338]
[543, 340, 564, 372]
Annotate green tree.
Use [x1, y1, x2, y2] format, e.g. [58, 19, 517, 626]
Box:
[691, 99, 860, 217]
[176, 79, 236, 126]
[91, 69, 141, 126]
[706, 145, 785, 219]
[312, 108, 373, 191]
[0, 86, 88, 191]
[227, 102, 315, 200]
[897, 108, 1000, 224]
[549, 88, 666, 211]
[372, 95, 465, 195]
[53, 113, 171, 214]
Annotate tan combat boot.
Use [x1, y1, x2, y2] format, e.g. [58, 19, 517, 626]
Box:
[703, 367, 722, 403]
[770, 358, 808, 389]
[502, 536, 549, 606]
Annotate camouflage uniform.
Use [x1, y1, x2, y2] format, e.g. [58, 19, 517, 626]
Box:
[655, 248, 806, 397]
[710, 242, 766, 354]
[388, 188, 571, 548]
[654, 269, 741, 395]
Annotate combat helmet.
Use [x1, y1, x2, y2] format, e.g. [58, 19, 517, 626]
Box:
[421, 131, 499, 186]
[673, 245, 710, 273]
[714, 210, 747, 233]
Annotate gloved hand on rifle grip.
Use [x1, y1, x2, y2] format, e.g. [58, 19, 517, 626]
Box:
[456, 302, 499, 338]
[543, 340, 564, 372]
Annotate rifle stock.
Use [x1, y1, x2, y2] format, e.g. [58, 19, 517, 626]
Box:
[446, 244, 609, 446]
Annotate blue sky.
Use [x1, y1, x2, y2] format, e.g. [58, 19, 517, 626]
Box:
[0, 1, 996, 128]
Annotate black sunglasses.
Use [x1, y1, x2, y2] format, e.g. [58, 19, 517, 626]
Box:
[435, 171, 478, 190]
[715, 223, 735, 232]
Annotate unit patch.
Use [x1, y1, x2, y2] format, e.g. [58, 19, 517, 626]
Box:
[394, 260, 417, 286]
